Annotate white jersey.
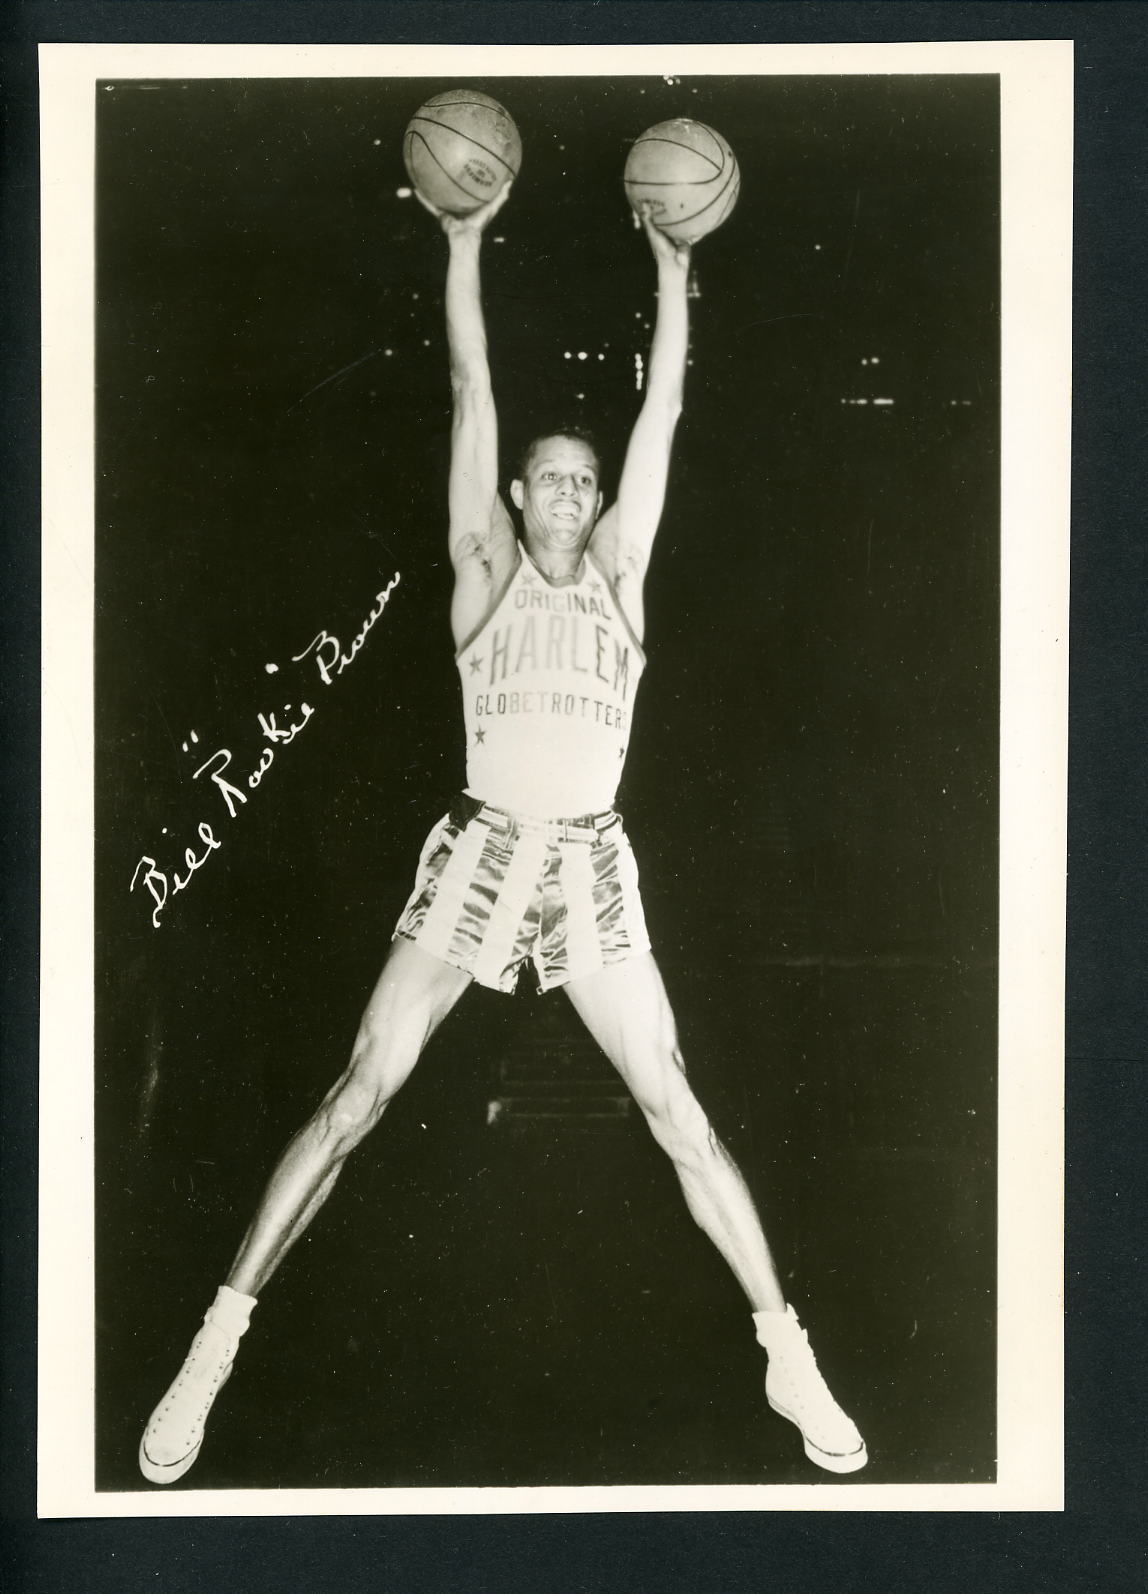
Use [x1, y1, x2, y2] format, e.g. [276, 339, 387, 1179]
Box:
[457, 547, 646, 818]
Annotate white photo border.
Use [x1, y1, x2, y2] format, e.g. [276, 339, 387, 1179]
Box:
[38, 38, 1070, 1517]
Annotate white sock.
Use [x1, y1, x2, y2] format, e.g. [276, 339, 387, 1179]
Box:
[204, 1284, 257, 1339]
[752, 1303, 796, 1346]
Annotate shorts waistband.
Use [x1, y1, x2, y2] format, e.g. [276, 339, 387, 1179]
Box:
[451, 793, 619, 843]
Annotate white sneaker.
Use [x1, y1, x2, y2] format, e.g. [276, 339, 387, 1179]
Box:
[754, 1304, 868, 1474]
[138, 1319, 239, 1485]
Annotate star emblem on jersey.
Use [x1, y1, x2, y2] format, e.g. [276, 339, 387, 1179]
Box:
[589, 579, 603, 596]
[468, 654, 483, 674]
[474, 726, 486, 745]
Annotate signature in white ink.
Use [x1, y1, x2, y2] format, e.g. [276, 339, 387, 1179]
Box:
[131, 574, 401, 928]
[291, 575, 401, 686]
[130, 822, 223, 929]
[190, 701, 315, 819]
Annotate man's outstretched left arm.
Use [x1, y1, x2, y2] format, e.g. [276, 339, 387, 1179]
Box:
[591, 212, 691, 642]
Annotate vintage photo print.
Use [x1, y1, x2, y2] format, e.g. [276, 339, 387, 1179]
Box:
[39, 40, 1069, 1515]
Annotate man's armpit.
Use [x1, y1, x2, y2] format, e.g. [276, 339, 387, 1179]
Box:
[449, 526, 497, 577]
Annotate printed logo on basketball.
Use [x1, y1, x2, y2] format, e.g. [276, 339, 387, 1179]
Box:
[402, 89, 522, 217]
[462, 160, 496, 188]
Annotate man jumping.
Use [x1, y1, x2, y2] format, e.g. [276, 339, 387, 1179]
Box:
[139, 180, 867, 1484]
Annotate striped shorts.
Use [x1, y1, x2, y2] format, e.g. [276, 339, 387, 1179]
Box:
[393, 793, 651, 994]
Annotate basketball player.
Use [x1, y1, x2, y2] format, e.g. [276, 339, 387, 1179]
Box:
[139, 180, 867, 1484]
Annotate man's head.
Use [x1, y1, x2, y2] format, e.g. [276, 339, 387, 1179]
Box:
[510, 429, 605, 564]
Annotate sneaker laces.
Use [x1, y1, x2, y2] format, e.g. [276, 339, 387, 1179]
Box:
[766, 1321, 859, 1436]
[144, 1322, 237, 1452]
[182, 1321, 236, 1379]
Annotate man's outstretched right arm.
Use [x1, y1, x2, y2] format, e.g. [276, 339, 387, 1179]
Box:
[432, 190, 518, 649]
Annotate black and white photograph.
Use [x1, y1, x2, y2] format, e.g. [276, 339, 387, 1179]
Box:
[37, 39, 1068, 1513]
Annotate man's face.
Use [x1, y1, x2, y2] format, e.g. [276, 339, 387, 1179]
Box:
[511, 436, 603, 560]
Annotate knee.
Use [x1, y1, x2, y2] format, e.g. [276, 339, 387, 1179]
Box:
[320, 990, 435, 1148]
[314, 1014, 413, 1156]
[313, 1066, 390, 1157]
[641, 1057, 718, 1171]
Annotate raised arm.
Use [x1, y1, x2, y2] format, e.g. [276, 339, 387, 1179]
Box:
[590, 210, 691, 641]
[426, 188, 518, 649]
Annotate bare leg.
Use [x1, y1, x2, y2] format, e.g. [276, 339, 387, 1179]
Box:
[139, 939, 472, 1485]
[226, 938, 471, 1297]
[564, 953, 786, 1314]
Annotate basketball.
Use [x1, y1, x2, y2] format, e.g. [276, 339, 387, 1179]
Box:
[402, 90, 522, 215]
[624, 119, 740, 244]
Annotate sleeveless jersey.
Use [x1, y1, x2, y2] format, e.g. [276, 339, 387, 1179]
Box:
[457, 548, 646, 818]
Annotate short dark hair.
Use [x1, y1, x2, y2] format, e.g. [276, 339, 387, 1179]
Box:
[514, 426, 605, 486]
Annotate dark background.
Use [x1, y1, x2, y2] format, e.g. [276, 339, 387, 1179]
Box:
[94, 72, 998, 1490]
